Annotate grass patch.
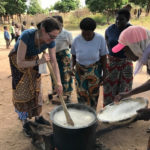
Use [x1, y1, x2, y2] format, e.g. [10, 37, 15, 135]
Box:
[130, 15, 150, 29]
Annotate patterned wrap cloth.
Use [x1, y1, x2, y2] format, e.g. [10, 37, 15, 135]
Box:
[75, 61, 102, 109]
[51, 49, 73, 96]
[104, 24, 133, 106]
[103, 55, 133, 106]
[9, 51, 42, 119]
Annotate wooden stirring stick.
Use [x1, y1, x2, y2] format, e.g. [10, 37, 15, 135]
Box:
[43, 51, 74, 126]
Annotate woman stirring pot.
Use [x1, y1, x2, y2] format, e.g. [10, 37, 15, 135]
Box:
[9, 17, 63, 136]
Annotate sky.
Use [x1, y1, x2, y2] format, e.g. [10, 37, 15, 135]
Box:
[39, 0, 85, 9]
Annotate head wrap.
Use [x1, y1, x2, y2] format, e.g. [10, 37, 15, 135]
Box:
[112, 26, 150, 75]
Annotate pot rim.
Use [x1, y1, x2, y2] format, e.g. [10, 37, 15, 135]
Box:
[50, 103, 97, 129]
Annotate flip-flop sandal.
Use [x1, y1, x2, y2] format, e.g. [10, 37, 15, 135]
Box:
[48, 94, 53, 100]
[35, 116, 50, 125]
[23, 128, 32, 137]
[146, 128, 150, 133]
[23, 122, 32, 137]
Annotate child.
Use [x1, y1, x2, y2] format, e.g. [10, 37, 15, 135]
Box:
[10, 21, 15, 43]
[29, 22, 35, 29]
[14, 23, 21, 42]
[4, 26, 10, 49]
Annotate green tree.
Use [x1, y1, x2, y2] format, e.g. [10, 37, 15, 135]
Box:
[130, 0, 149, 7]
[2, 0, 26, 22]
[54, 0, 79, 13]
[4, 0, 26, 15]
[86, 0, 128, 24]
[27, 0, 43, 15]
[130, 0, 150, 15]
[43, 8, 50, 14]
[0, 0, 7, 15]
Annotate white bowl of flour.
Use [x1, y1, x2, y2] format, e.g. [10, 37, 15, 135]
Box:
[97, 97, 148, 124]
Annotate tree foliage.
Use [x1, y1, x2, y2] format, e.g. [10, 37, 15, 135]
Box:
[130, 0, 150, 8]
[86, 0, 128, 13]
[129, 0, 150, 15]
[43, 8, 50, 14]
[130, 0, 150, 14]
[0, 0, 7, 15]
[54, 0, 80, 13]
[0, 0, 26, 16]
[27, 0, 43, 15]
[86, 0, 128, 24]
[4, 0, 27, 15]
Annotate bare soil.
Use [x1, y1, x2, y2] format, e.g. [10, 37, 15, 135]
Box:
[0, 30, 150, 150]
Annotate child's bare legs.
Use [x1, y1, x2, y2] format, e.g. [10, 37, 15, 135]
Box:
[6, 40, 10, 49]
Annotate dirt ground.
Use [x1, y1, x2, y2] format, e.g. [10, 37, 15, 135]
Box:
[0, 30, 150, 150]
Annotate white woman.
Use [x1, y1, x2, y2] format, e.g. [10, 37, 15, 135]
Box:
[8, 17, 63, 136]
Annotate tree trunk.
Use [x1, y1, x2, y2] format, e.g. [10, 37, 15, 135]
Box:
[146, 3, 150, 16]
[106, 13, 110, 25]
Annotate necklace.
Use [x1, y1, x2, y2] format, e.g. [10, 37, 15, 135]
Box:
[35, 31, 41, 53]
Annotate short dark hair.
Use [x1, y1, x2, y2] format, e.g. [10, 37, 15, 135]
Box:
[37, 17, 61, 33]
[15, 23, 19, 28]
[117, 8, 131, 21]
[12, 21, 15, 25]
[4, 26, 7, 30]
[52, 15, 63, 24]
[80, 17, 96, 31]
[23, 21, 26, 25]
[31, 22, 34, 26]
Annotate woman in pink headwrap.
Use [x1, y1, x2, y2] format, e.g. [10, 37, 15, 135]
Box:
[112, 26, 150, 103]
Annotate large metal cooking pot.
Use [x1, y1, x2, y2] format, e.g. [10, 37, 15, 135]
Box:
[50, 103, 97, 150]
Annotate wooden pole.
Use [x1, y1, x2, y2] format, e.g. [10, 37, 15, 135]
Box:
[43, 51, 74, 126]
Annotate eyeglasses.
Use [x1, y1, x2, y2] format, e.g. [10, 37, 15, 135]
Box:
[47, 32, 57, 39]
